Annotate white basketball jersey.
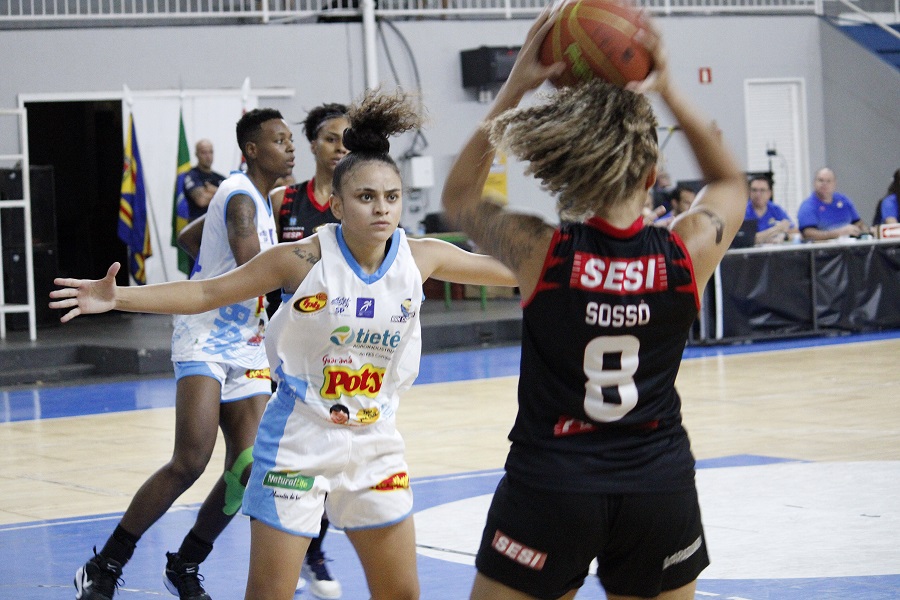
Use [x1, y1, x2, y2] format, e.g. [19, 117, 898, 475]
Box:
[265, 224, 423, 427]
[171, 171, 277, 367]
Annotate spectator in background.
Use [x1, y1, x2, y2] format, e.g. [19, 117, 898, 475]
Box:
[874, 168, 900, 226]
[745, 175, 797, 244]
[651, 168, 674, 211]
[183, 139, 227, 221]
[797, 167, 868, 240]
[654, 184, 695, 227]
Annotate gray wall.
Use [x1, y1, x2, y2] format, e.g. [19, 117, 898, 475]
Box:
[1, 14, 896, 227]
[821, 20, 900, 223]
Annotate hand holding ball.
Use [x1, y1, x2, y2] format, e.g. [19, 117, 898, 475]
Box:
[540, 0, 652, 87]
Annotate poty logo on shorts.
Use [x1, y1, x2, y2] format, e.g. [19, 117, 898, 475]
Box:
[293, 292, 328, 313]
[371, 471, 409, 491]
[244, 368, 271, 380]
[356, 297, 375, 318]
[321, 364, 386, 399]
[491, 530, 547, 570]
[263, 470, 315, 491]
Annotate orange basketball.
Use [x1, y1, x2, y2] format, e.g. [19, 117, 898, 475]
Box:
[540, 0, 652, 88]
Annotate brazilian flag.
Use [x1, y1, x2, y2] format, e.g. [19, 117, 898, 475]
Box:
[171, 110, 192, 275]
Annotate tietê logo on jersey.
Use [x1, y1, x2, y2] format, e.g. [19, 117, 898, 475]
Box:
[294, 293, 328, 313]
[570, 252, 668, 295]
[321, 364, 386, 399]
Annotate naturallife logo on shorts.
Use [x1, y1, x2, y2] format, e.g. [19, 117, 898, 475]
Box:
[263, 470, 315, 491]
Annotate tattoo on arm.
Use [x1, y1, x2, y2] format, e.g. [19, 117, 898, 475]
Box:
[462, 203, 548, 271]
[226, 196, 258, 239]
[291, 247, 320, 266]
[694, 207, 725, 245]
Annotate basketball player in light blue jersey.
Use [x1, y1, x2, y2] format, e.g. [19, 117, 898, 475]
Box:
[71, 108, 295, 600]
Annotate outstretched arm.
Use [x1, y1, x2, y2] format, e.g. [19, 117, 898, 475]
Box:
[409, 238, 517, 287]
[49, 243, 303, 323]
[441, 8, 565, 299]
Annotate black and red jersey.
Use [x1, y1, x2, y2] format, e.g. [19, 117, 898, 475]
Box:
[278, 179, 338, 241]
[506, 216, 700, 494]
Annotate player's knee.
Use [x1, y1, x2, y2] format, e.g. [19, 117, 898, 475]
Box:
[167, 454, 210, 485]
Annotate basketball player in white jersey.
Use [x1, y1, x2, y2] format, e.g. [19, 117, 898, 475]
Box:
[71, 108, 294, 600]
[52, 89, 517, 600]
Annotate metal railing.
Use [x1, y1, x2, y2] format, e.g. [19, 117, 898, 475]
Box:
[0, 0, 830, 27]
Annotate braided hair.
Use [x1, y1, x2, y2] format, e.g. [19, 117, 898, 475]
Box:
[488, 79, 659, 222]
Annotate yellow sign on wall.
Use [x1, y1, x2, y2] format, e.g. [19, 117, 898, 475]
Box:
[483, 152, 508, 205]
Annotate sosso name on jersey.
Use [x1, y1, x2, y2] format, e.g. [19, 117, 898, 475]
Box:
[571, 252, 667, 295]
[585, 302, 650, 327]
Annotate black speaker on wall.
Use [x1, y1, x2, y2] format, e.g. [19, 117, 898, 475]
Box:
[460, 46, 521, 89]
[0, 166, 59, 329]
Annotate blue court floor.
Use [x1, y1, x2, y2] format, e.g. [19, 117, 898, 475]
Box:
[3, 333, 900, 599]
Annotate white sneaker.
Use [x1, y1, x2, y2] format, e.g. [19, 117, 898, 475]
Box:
[301, 553, 342, 599]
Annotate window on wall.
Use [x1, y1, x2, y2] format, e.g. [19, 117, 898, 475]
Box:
[744, 78, 810, 218]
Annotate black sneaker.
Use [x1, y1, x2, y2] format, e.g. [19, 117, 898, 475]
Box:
[163, 552, 212, 600]
[74, 548, 123, 600]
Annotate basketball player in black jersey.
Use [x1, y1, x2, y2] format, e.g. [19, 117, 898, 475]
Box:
[443, 9, 747, 600]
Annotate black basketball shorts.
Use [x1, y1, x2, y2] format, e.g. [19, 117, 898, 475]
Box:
[474, 475, 709, 599]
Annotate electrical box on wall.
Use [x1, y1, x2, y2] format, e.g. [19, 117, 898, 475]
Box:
[405, 155, 434, 189]
[460, 46, 520, 89]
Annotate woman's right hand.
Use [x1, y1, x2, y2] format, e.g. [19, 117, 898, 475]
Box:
[502, 5, 567, 98]
[49, 262, 120, 323]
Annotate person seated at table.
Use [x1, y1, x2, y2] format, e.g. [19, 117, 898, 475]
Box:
[654, 184, 695, 227]
[797, 167, 868, 240]
[744, 175, 797, 244]
[874, 168, 900, 226]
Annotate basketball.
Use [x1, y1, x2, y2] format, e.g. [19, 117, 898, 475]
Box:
[540, 0, 652, 88]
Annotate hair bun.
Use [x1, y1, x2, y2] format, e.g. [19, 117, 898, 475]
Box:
[342, 126, 390, 154]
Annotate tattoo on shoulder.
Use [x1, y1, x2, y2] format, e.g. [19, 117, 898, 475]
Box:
[291, 247, 320, 266]
[693, 207, 725, 245]
[226, 195, 257, 239]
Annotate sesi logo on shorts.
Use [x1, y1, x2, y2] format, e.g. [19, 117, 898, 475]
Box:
[491, 530, 547, 570]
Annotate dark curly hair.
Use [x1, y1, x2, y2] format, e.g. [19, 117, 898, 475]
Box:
[303, 102, 349, 142]
[332, 88, 424, 197]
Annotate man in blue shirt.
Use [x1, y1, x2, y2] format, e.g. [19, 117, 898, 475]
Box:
[797, 167, 868, 241]
[745, 175, 796, 244]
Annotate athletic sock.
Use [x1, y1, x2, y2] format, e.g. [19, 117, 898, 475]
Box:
[176, 529, 214, 565]
[99, 524, 139, 566]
